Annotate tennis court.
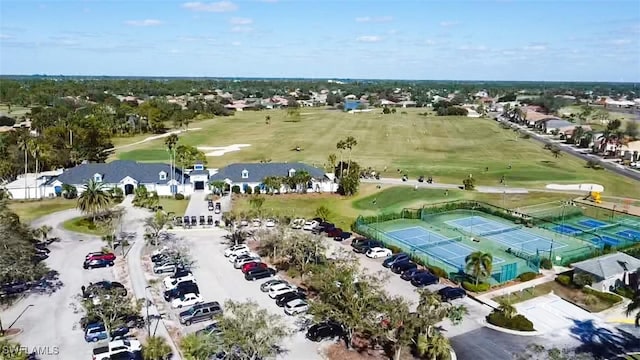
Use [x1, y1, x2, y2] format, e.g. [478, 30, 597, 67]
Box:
[386, 226, 505, 269]
[546, 215, 640, 247]
[445, 216, 567, 255]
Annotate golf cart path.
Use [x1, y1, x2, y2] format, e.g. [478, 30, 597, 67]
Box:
[108, 128, 202, 152]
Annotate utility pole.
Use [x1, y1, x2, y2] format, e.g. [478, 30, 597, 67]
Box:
[145, 286, 151, 335]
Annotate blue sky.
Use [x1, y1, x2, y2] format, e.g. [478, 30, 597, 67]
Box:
[1, 0, 639, 81]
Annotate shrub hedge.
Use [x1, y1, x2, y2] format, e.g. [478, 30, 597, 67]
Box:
[582, 287, 623, 303]
[462, 281, 490, 292]
[517, 272, 538, 282]
[231, 185, 241, 194]
[486, 311, 535, 332]
[174, 193, 185, 200]
[540, 258, 553, 270]
[427, 266, 448, 279]
[555, 275, 571, 287]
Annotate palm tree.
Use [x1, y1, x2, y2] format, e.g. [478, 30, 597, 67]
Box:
[550, 146, 563, 159]
[77, 179, 112, 222]
[61, 183, 77, 199]
[28, 138, 42, 199]
[293, 170, 312, 193]
[143, 336, 172, 360]
[498, 301, 517, 319]
[572, 126, 585, 146]
[343, 136, 358, 174]
[336, 139, 346, 178]
[17, 133, 29, 199]
[626, 295, 640, 327]
[424, 333, 450, 360]
[465, 251, 493, 286]
[0, 187, 12, 200]
[165, 134, 179, 193]
[210, 180, 226, 195]
[327, 153, 337, 173]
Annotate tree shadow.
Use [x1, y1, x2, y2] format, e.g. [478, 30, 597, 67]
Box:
[569, 318, 640, 359]
[30, 270, 64, 296]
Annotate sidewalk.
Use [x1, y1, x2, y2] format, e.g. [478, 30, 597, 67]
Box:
[476, 271, 557, 308]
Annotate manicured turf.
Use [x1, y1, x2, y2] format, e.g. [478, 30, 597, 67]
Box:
[8, 198, 77, 223]
[62, 216, 108, 236]
[158, 198, 189, 215]
[114, 109, 640, 198]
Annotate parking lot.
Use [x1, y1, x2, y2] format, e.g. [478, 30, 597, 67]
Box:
[157, 228, 323, 360]
[1, 209, 117, 359]
[515, 293, 606, 334]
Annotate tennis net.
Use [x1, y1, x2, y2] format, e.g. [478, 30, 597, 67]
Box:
[477, 225, 522, 237]
[420, 236, 463, 248]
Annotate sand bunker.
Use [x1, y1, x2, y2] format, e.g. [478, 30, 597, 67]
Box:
[198, 144, 251, 157]
[546, 183, 604, 192]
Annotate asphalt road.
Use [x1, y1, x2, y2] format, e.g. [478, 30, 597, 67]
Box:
[496, 117, 640, 182]
[1, 209, 115, 360]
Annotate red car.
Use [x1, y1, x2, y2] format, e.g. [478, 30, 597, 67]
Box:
[326, 228, 343, 238]
[85, 252, 116, 262]
[242, 262, 268, 273]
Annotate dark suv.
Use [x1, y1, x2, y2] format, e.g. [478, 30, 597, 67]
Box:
[438, 286, 467, 301]
[353, 240, 383, 254]
[83, 281, 127, 298]
[391, 261, 417, 274]
[244, 267, 276, 281]
[382, 253, 410, 268]
[164, 281, 199, 301]
[306, 321, 345, 342]
[179, 301, 223, 326]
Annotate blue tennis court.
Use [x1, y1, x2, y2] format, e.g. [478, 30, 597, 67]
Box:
[446, 216, 566, 255]
[591, 236, 621, 247]
[385, 226, 504, 269]
[578, 219, 608, 229]
[552, 224, 581, 235]
[617, 229, 640, 240]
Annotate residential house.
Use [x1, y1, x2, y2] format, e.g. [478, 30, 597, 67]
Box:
[539, 119, 579, 134]
[209, 162, 337, 194]
[571, 252, 640, 293]
[42, 160, 193, 198]
[5, 169, 64, 200]
[526, 111, 557, 127]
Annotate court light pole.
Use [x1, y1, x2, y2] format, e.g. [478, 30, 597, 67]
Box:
[145, 285, 152, 335]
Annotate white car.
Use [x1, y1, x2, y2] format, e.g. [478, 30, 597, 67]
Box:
[265, 219, 276, 228]
[171, 293, 204, 308]
[233, 254, 261, 268]
[152, 246, 171, 257]
[302, 221, 318, 231]
[366, 247, 393, 259]
[153, 263, 177, 274]
[239, 220, 249, 227]
[163, 274, 196, 290]
[228, 250, 252, 263]
[251, 219, 262, 227]
[268, 283, 296, 299]
[283, 299, 309, 315]
[290, 218, 305, 229]
[224, 244, 249, 257]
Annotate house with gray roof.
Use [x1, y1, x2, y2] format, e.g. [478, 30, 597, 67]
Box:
[209, 162, 337, 194]
[571, 252, 640, 292]
[41, 160, 202, 197]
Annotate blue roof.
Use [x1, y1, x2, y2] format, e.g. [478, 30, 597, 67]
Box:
[210, 162, 326, 183]
[46, 160, 189, 185]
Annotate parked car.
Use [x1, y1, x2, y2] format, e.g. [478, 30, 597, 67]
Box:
[260, 279, 287, 292]
[400, 268, 429, 281]
[333, 232, 352, 241]
[163, 281, 199, 301]
[306, 321, 345, 342]
[410, 273, 439, 287]
[179, 301, 223, 326]
[233, 254, 261, 268]
[1, 281, 29, 296]
[86, 252, 116, 262]
[224, 244, 249, 257]
[195, 322, 223, 336]
[302, 221, 318, 231]
[163, 274, 196, 290]
[228, 250, 252, 263]
[92, 339, 142, 360]
[283, 299, 309, 315]
[290, 218, 305, 229]
[365, 247, 393, 259]
[84, 281, 127, 298]
[438, 286, 466, 301]
[244, 267, 276, 281]
[269, 283, 296, 299]
[265, 219, 276, 228]
[171, 293, 204, 308]
[241, 262, 268, 273]
[391, 261, 418, 274]
[326, 228, 344, 238]
[84, 323, 128, 343]
[350, 237, 369, 247]
[274, 291, 306, 307]
[153, 263, 177, 274]
[353, 240, 383, 254]
[251, 218, 262, 227]
[382, 253, 410, 268]
[83, 259, 114, 269]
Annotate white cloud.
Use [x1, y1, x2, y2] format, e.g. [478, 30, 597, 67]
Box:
[230, 26, 253, 33]
[229, 17, 252, 25]
[610, 38, 631, 45]
[169, 49, 181, 54]
[439, 21, 459, 27]
[125, 19, 163, 27]
[231, 41, 241, 46]
[182, 1, 237, 13]
[425, 39, 437, 45]
[0, 34, 12, 40]
[457, 44, 488, 51]
[357, 35, 382, 43]
[355, 16, 393, 23]
[523, 43, 547, 51]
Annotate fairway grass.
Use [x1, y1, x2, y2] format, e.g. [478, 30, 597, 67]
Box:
[115, 108, 640, 198]
[9, 198, 77, 223]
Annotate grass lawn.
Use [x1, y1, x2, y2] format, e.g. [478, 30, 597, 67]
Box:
[158, 198, 189, 215]
[492, 281, 621, 313]
[62, 216, 108, 236]
[114, 108, 640, 198]
[8, 198, 77, 223]
[232, 184, 576, 230]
